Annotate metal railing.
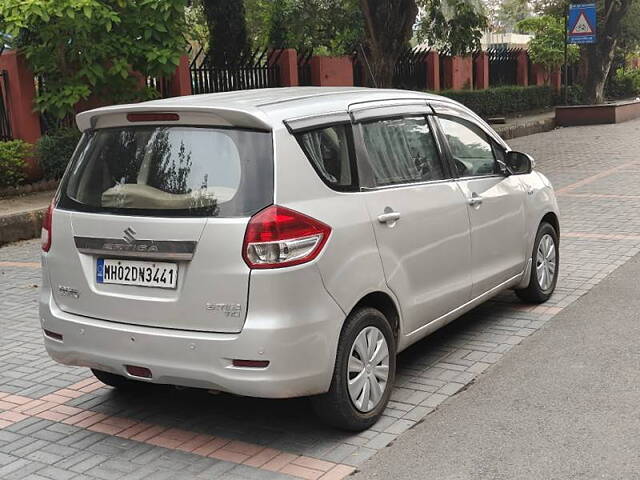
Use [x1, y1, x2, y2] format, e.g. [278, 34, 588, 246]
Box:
[297, 49, 314, 86]
[562, 63, 579, 87]
[35, 75, 75, 135]
[146, 75, 174, 98]
[438, 54, 450, 90]
[393, 47, 430, 91]
[487, 47, 521, 86]
[0, 45, 11, 141]
[353, 46, 432, 90]
[190, 47, 282, 94]
[0, 70, 11, 141]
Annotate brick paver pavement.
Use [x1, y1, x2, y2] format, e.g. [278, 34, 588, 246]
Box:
[2, 118, 640, 479]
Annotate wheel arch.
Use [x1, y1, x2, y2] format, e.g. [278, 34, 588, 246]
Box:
[541, 211, 560, 238]
[516, 211, 560, 290]
[348, 291, 401, 344]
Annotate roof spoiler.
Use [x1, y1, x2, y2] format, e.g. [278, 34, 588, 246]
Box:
[76, 104, 272, 132]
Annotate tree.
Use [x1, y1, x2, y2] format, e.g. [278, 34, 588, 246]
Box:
[415, 0, 489, 56]
[530, 0, 636, 103]
[582, 0, 634, 103]
[244, 0, 273, 48]
[201, 0, 249, 65]
[185, 1, 209, 53]
[496, 0, 532, 33]
[518, 16, 579, 83]
[0, 0, 188, 119]
[358, 0, 418, 87]
[244, 0, 363, 55]
[617, 0, 640, 67]
[484, 0, 503, 31]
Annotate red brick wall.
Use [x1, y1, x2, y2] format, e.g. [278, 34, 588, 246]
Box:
[310, 56, 353, 87]
[275, 49, 298, 87]
[0, 50, 42, 180]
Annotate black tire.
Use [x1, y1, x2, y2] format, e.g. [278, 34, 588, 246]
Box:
[516, 222, 559, 303]
[91, 369, 146, 390]
[311, 307, 396, 431]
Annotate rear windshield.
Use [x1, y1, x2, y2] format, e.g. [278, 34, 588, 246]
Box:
[59, 126, 273, 217]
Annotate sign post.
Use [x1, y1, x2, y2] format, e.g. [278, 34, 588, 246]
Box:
[564, 3, 569, 105]
[568, 3, 597, 44]
[565, 3, 597, 105]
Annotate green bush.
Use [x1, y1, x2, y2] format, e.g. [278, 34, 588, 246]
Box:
[606, 68, 640, 99]
[437, 85, 555, 117]
[0, 140, 31, 188]
[551, 85, 585, 106]
[36, 128, 82, 180]
[565, 85, 585, 105]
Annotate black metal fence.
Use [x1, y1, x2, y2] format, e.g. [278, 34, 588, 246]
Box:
[190, 48, 282, 94]
[352, 51, 365, 87]
[353, 47, 431, 90]
[146, 75, 174, 98]
[438, 54, 450, 90]
[0, 45, 11, 141]
[562, 63, 580, 87]
[393, 47, 430, 90]
[0, 70, 11, 141]
[35, 76, 75, 135]
[487, 48, 520, 86]
[297, 49, 313, 86]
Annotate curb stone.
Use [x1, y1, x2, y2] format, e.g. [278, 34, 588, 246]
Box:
[0, 208, 46, 247]
[494, 116, 556, 140]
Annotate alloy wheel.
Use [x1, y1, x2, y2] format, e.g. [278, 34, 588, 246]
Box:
[536, 233, 556, 291]
[347, 326, 390, 413]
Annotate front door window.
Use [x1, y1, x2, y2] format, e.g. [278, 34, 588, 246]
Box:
[438, 117, 497, 177]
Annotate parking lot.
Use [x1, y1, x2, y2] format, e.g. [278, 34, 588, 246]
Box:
[2, 118, 640, 480]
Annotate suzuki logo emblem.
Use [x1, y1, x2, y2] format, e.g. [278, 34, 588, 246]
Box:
[123, 227, 137, 244]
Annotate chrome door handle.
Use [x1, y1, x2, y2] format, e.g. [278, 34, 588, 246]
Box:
[468, 193, 483, 207]
[377, 212, 401, 224]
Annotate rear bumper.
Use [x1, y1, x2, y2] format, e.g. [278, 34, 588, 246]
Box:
[39, 267, 345, 399]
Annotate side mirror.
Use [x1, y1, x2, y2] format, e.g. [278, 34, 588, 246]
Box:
[505, 151, 534, 175]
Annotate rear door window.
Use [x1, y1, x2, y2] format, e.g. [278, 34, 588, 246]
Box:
[360, 116, 446, 187]
[60, 126, 273, 217]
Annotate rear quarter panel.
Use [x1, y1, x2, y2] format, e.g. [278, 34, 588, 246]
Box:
[271, 126, 394, 329]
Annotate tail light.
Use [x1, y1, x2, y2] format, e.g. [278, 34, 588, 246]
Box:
[41, 200, 54, 252]
[127, 113, 180, 122]
[242, 205, 331, 269]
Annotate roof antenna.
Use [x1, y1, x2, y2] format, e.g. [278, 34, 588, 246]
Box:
[359, 44, 378, 88]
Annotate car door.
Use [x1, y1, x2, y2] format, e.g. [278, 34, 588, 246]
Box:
[351, 104, 473, 336]
[435, 114, 528, 298]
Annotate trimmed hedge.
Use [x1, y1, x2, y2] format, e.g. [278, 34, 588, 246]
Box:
[437, 85, 555, 118]
[36, 127, 82, 180]
[0, 140, 31, 188]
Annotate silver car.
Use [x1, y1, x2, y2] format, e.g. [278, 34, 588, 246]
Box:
[40, 87, 559, 431]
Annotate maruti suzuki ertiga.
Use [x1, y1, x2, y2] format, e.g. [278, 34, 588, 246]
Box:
[41, 87, 559, 431]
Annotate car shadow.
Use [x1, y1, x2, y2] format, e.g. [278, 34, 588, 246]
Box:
[87, 290, 530, 455]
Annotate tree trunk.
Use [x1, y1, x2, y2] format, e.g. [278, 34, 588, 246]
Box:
[202, 0, 249, 66]
[583, 41, 616, 104]
[582, 0, 632, 104]
[576, 48, 589, 85]
[358, 0, 419, 88]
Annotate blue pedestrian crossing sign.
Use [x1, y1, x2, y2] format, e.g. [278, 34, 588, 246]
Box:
[568, 3, 597, 44]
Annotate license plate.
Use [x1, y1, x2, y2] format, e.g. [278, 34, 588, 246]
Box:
[96, 258, 178, 289]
